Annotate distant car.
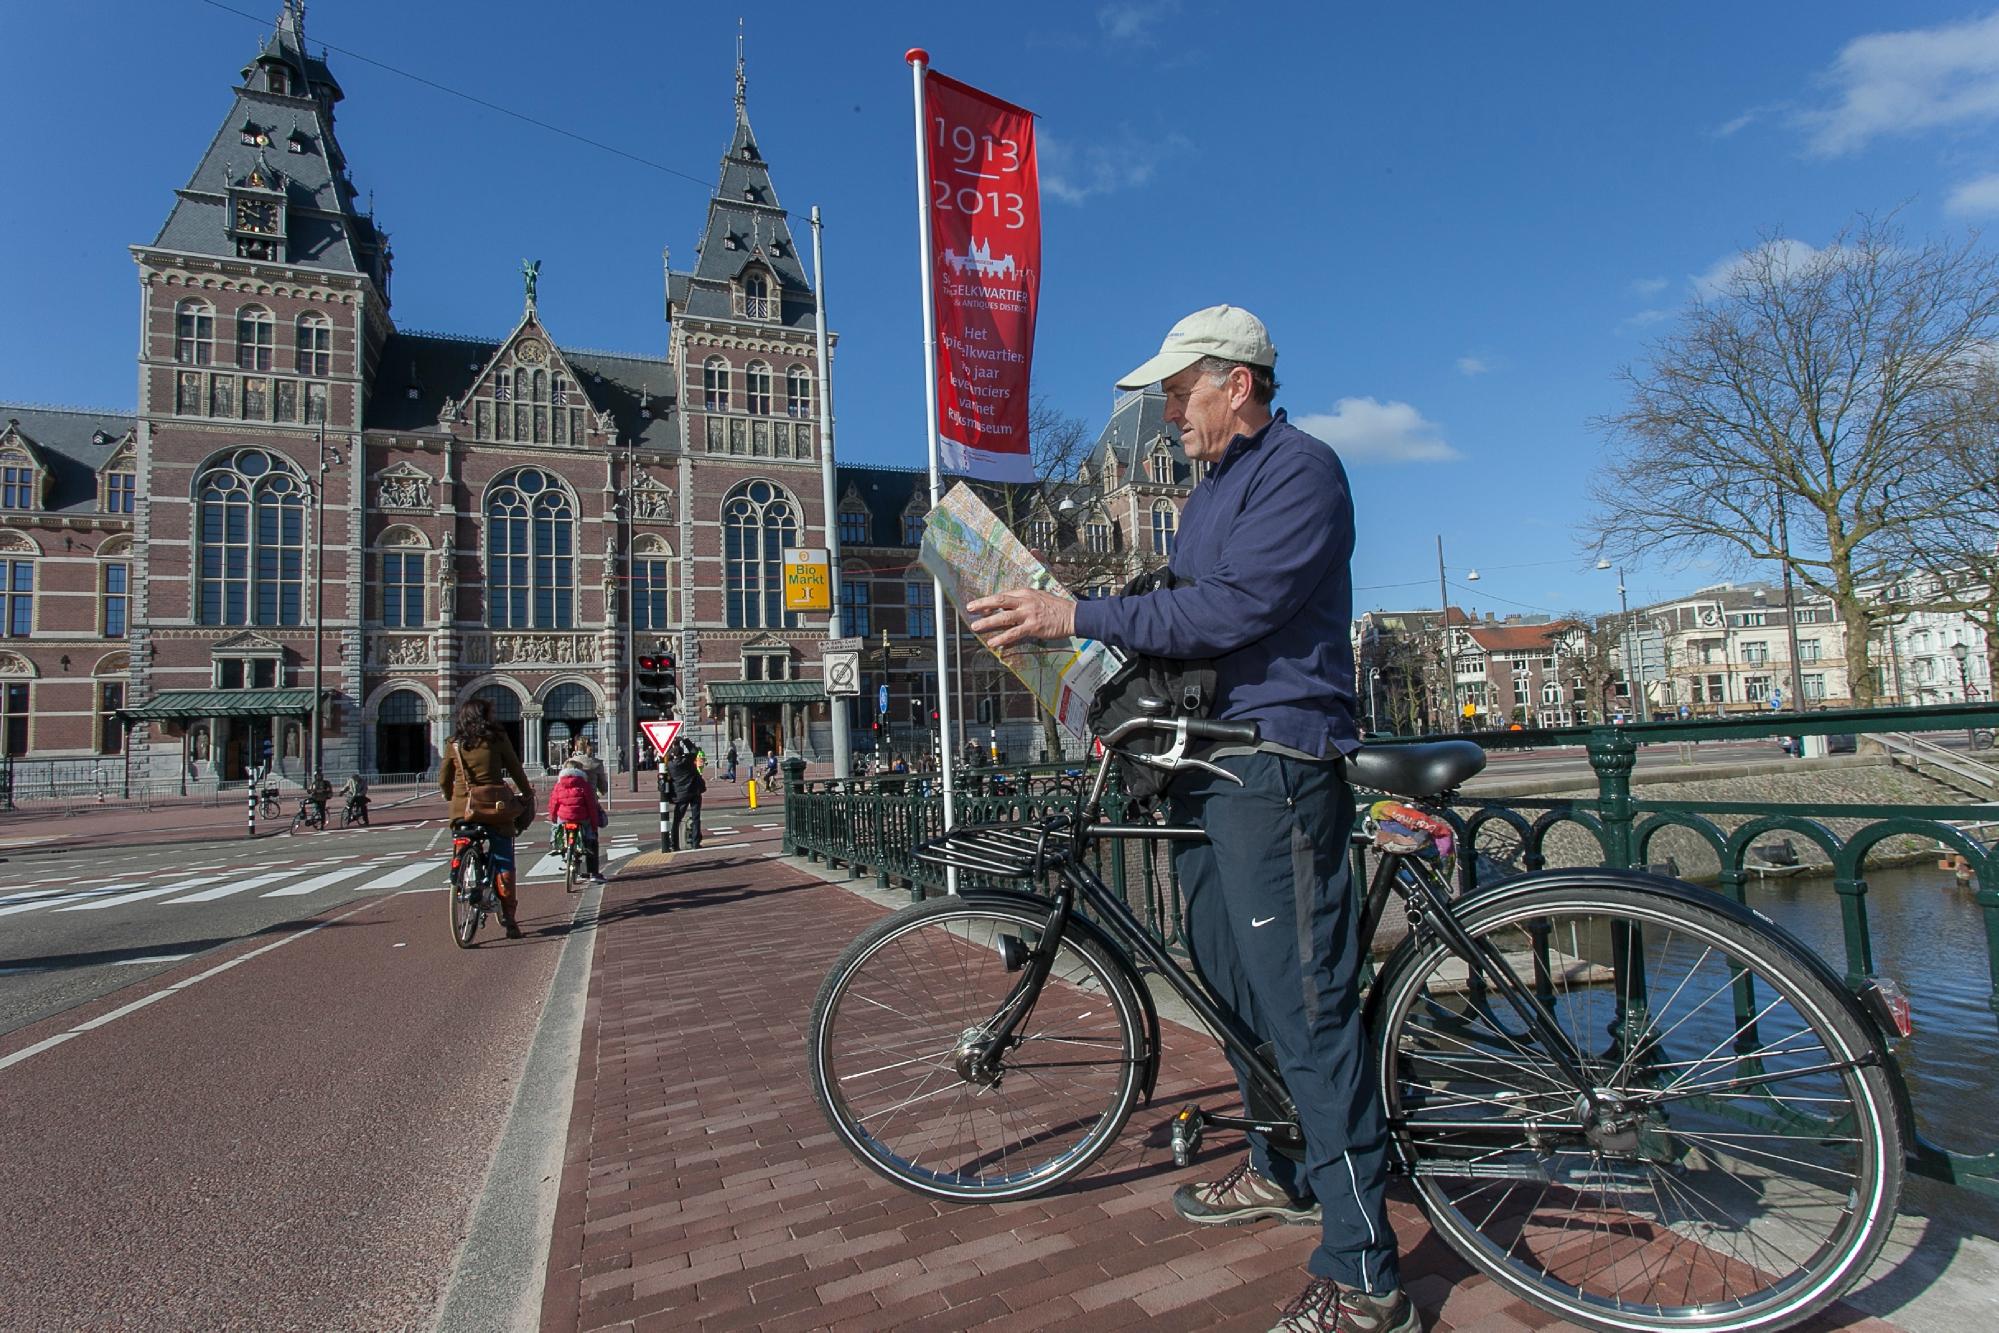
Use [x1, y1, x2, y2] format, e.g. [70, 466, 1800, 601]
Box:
[1827, 733, 1857, 755]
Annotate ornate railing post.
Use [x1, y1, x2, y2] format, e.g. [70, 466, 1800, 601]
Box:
[1587, 724, 1638, 870]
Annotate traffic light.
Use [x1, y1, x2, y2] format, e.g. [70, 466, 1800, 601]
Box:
[636, 654, 677, 717]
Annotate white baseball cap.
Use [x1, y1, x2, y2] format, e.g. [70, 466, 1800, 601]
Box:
[1115, 305, 1277, 390]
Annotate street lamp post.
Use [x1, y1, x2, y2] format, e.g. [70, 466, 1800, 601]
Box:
[1953, 642, 1976, 748]
[1596, 560, 1644, 722]
[1774, 495, 1807, 712]
[308, 429, 342, 782]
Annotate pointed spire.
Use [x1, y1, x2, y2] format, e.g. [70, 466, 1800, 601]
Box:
[735, 20, 747, 117]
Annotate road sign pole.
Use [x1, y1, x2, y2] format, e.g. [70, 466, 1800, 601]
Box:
[658, 770, 672, 853]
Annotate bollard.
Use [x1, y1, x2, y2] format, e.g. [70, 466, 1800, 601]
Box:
[246, 785, 256, 838]
[747, 778, 759, 811]
[658, 771, 672, 853]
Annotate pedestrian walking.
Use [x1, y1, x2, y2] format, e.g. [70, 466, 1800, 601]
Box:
[969, 305, 1412, 1333]
[725, 742, 739, 783]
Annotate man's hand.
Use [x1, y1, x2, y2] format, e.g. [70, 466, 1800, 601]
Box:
[967, 588, 1077, 650]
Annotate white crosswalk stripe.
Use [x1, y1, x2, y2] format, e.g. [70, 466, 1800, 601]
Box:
[358, 862, 434, 891]
[0, 883, 148, 916]
[165, 869, 316, 903]
[261, 866, 376, 898]
[58, 883, 226, 912]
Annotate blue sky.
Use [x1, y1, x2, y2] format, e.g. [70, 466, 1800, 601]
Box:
[5, 1, 1999, 619]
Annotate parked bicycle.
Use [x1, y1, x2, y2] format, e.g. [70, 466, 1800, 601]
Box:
[808, 712, 1913, 1333]
[448, 821, 503, 947]
[258, 785, 283, 819]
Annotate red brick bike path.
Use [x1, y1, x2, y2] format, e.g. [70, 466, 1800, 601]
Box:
[537, 824, 1906, 1333]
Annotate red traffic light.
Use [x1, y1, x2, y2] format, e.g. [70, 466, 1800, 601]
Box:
[637, 654, 676, 672]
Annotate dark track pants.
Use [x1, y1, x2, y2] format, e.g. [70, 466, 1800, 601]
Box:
[1169, 751, 1400, 1294]
[671, 799, 702, 849]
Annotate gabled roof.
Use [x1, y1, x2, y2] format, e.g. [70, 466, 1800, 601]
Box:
[1087, 389, 1191, 483]
[666, 61, 818, 333]
[1463, 621, 1580, 654]
[0, 406, 136, 514]
[365, 331, 677, 450]
[150, 3, 388, 292]
[832, 464, 929, 549]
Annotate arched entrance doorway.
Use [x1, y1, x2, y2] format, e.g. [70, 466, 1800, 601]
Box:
[539, 682, 598, 771]
[376, 689, 431, 777]
[471, 683, 525, 757]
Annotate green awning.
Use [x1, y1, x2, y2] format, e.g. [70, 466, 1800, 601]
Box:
[117, 688, 321, 722]
[707, 680, 828, 705]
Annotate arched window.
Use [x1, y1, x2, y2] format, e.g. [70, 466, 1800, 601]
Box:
[1150, 501, 1178, 557]
[722, 480, 799, 629]
[786, 365, 813, 418]
[236, 305, 275, 371]
[485, 468, 575, 629]
[745, 361, 773, 415]
[703, 357, 730, 412]
[296, 312, 331, 377]
[632, 536, 673, 631]
[743, 270, 773, 320]
[175, 300, 215, 365]
[195, 448, 306, 625]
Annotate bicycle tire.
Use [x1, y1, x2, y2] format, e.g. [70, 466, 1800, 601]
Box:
[564, 843, 578, 894]
[289, 810, 306, 835]
[450, 845, 485, 949]
[1370, 877, 1903, 1333]
[809, 896, 1146, 1202]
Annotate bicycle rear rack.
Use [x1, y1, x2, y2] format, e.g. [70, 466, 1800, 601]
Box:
[914, 818, 1072, 879]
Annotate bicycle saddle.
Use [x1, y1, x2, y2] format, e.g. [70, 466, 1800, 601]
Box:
[1347, 740, 1485, 798]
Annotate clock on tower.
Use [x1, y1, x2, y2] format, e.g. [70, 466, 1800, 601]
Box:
[235, 199, 279, 234]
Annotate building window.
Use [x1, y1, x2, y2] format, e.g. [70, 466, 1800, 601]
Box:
[838, 506, 869, 545]
[703, 357, 730, 412]
[296, 313, 331, 377]
[745, 361, 773, 415]
[1150, 502, 1177, 556]
[743, 271, 774, 320]
[381, 551, 425, 628]
[1803, 672, 1827, 701]
[786, 365, 813, 418]
[105, 472, 136, 514]
[2, 560, 31, 637]
[1027, 517, 1056, 551]
[1, 682, 24, 757]
[236, 306, 275, 371]
[722, 479, 799, 629]
[195, 448, 306, 626]
[902, 508, 926, 546]
[1799, 640, 1822, 662]
[175, 300, 215, 365]
[633, 556, 670, 630]
[1, 465, 33, 510]
[1149, 452, 1173, 484]
[1084, 519, 1111, 554]
[98, 681, 125, 755]
[485, 468, 574, 629]
[841, 580, 871, 638]
[102, 563, 128, 638]
[1742, 641, 1768, 665]
[908, 580, 935, 637]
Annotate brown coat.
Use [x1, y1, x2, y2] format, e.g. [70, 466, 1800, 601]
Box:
[439, 732, 534, 824]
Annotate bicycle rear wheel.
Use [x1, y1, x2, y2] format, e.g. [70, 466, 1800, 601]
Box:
[809, 896, 1146, 1202]
[564, 837, 579, 894]
[1372, 878, 1903, 1333]
[450, 846, 486, 949]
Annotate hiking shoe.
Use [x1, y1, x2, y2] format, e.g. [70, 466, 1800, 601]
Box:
[503, 920, 524, 940]
[1270, 1278, 1419, 1333]
[1172, 1157, 1320, 1227]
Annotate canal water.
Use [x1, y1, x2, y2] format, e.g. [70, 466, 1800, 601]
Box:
[1741, 861, 1999, 1231]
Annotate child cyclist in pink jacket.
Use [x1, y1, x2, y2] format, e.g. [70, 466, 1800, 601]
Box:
[546, 753, 609, 884]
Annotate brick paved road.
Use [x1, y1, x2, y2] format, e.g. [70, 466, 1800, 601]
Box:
[538, 815, 1906, 1333]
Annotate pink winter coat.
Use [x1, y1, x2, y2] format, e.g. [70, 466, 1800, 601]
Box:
[546, 767, 607, 828]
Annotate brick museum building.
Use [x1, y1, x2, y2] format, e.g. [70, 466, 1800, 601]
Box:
[0, 4, 1192, 789]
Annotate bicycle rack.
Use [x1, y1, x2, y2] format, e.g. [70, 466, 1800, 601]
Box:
[914, 819, 1071, 880]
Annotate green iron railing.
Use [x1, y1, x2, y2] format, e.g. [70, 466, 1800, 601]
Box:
[783, 703, 1999, 1193]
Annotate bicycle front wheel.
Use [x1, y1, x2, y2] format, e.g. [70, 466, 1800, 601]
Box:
[809, 897, 1146, 1202]
[1373, 878, 1903, 1333]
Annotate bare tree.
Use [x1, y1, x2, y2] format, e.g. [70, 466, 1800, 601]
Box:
[1589, 217, 1999, 705]
[1555, 614, 1626, 724]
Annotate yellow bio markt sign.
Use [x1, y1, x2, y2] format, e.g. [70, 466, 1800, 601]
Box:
[783, 547, 831, 612]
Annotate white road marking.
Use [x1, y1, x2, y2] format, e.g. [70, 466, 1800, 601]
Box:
[57, 887, 202, 912]
[0, 883, 147, 917]
[112, 953, 193, 966]
[686, 842, 750, 851]
[522, 852, 566, 880]
[358, 862, 434, 891]
[261, 866, 376, 897]
[166, 870, 309, 903]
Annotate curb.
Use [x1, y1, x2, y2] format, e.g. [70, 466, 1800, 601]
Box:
[430, 878, 603, 1333]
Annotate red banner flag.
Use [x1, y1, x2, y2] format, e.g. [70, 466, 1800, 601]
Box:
[923, 71, 1040, 483]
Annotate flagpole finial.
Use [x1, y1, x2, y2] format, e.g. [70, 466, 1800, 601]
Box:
[906, 48, 930, 66]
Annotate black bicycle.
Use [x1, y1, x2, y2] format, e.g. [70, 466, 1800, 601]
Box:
[556, 820, 586, 894]
[448, 821, 502, 947]
[807, 713, 1911, 1333]
[288, 795, 326, 835]
[258, 785, 283, 819]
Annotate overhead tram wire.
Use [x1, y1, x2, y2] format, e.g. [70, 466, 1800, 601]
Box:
[194, 0, 714, 191]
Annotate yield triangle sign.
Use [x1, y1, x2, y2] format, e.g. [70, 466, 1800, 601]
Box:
[639, 719, 683, 758]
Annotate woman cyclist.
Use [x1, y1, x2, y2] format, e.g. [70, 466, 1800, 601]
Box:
[438, 698, 535, 939]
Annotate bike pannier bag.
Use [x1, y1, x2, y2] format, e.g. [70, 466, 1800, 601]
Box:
[1084, 565, 1218, 812]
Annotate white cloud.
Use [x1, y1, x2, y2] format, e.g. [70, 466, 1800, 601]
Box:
[1630, 276, 1669, 297]
[1714, 110, 1759, 139]
[1098, 0, 1180, 42]
[1617, 308, 1672, 334]
[1801, 11, 1999, 155]
[1948, 172, 1999, 215]
[1690, 237, 1828, 299]
[1294, 398, 1462, 464]
[1456, 355, 1491, 377]
[1039, 130, 1186, 205]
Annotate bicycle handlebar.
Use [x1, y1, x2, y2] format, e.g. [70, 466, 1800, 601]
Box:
[1098, 714, 1260, 751]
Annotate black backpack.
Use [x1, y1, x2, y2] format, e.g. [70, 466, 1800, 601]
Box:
[1084, 565, 1218, 812]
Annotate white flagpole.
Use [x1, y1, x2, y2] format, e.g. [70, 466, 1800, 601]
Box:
[907, 47, 958, 890]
